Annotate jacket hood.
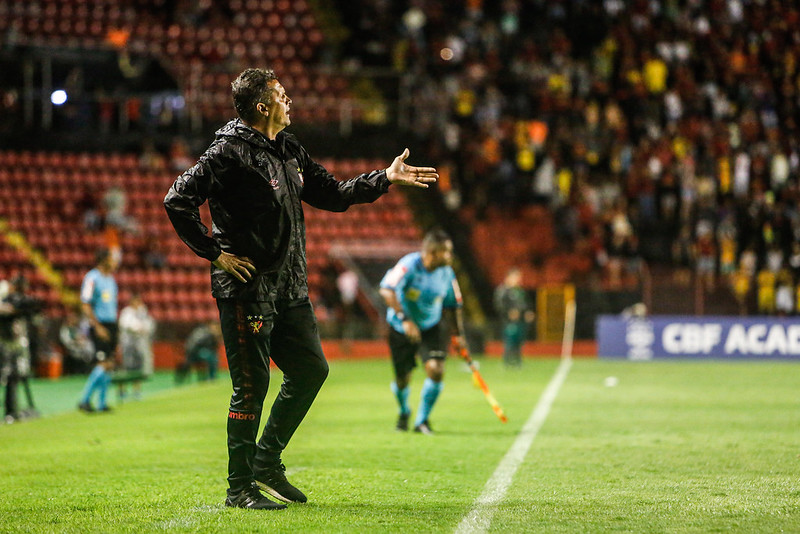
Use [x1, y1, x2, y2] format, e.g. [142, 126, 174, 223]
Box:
[215, 118, 287, 149]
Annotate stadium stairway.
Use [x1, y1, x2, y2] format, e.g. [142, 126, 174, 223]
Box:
[467, 205, 592, 290]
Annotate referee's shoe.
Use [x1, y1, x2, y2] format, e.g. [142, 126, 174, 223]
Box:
[414, 420, 434, 435]
[396, 412, 410, 431]
[255, 462, 308, 503]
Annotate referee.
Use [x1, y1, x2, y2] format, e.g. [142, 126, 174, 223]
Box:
[164, 68, 438, 510]
[77, 248, 119, 413]
[379, 229, 466, 435]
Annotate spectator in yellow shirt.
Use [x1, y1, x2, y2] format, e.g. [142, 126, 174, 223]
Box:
[756, 268, 776, 315]
[643, 52, 668, 94]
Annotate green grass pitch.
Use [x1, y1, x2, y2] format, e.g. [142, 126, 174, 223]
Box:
[1, 358, 799, 533]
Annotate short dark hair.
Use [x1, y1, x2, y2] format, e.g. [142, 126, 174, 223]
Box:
[231, 68, 278, 123]
[95, 248, 110, 266]
[422, 228, 451, 251]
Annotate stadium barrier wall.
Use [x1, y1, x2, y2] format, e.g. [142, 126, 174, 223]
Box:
[150, 339, 597, 370]
[597, 315, 800, 360]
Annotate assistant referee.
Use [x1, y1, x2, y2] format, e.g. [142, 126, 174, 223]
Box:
[379, 229, 466, 435]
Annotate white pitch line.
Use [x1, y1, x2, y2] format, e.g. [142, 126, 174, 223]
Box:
[454, 357, 573, 534]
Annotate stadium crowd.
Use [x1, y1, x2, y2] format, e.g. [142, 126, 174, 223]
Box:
[340, 0, 800, 305]
[3, 0, 800, 325]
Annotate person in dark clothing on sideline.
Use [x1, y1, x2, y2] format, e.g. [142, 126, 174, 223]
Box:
[0, 279, 27, 422]
[494, 268, 535, 367]
[1, 276, 43, 422]
[176, 321, 221, 383]
[164, 67, 438, 510]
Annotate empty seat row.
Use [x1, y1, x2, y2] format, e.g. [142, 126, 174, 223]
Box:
[0, 149, 421, 323]
[0, 0, 349, 127]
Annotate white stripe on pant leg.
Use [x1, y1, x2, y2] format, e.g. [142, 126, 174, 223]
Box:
[454, 357, 573, 534]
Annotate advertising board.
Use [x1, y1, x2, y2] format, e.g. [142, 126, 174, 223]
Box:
[597, 315, 800, 360]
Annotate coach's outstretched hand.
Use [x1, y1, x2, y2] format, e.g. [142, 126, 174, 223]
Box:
[386, 148, 438, 188]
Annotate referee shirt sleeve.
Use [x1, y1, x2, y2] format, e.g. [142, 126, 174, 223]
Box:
[380, 257, 412, 294]
[80, 271, 95, 304]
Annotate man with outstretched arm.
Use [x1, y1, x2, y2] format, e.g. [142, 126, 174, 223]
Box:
[379, 229, 466, 435]
[164, 68, 437, 510]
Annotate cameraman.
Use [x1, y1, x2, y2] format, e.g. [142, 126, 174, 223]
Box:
[6, 275, 44, 373]
[0, 276, 42, 422]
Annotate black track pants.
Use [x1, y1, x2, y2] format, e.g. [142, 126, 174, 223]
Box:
[217, 297, 329, 494]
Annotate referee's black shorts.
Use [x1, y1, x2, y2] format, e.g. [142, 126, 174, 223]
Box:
[388, 322, 446, 378]
[91, 322, 118, 363]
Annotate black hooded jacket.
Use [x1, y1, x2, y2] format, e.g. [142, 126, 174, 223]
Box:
[164, 119, 391, 301]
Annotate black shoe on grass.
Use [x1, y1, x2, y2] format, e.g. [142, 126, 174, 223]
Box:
[414, 421, 434, 435]
[255, 463, 307, 503]
[78, 402, 94, 413]
[396, 413, 410, 431]
[225, 484, 287, 510]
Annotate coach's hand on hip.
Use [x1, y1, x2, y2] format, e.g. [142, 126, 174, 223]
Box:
[386, 148, 438, 188]
[213, 251, 256, 283]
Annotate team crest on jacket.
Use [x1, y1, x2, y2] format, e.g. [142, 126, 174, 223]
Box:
[269, 178, 280, 190]
[246, 315, 265, 334]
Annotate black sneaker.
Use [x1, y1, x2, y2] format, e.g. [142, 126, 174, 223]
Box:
[254, 463, 307, 503]
[396, 413, 410, 431]
[414, 421, 434, 435]
[225, 484, 287, 510]
[78, 402, 94, 413]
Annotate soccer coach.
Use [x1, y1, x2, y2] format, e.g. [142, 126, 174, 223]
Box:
[164, 67, 438, 510]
